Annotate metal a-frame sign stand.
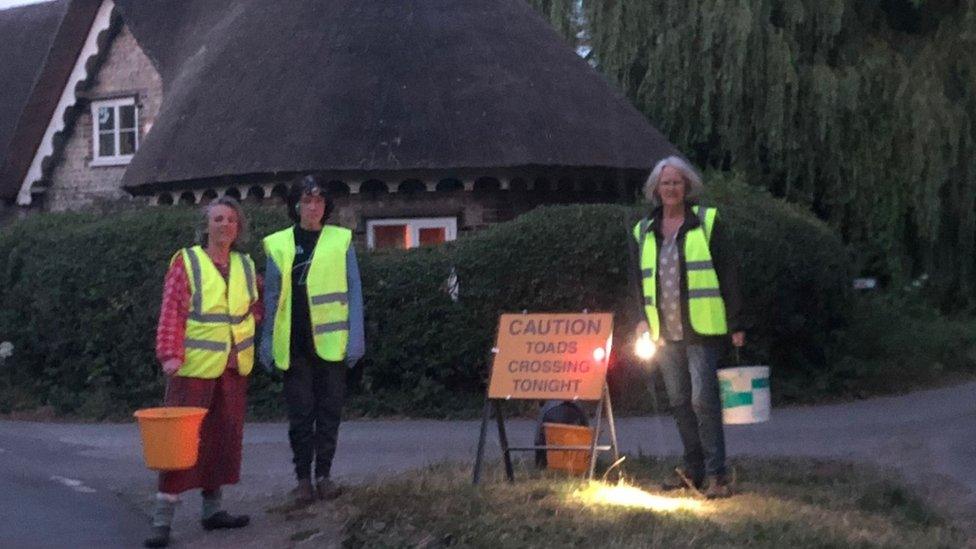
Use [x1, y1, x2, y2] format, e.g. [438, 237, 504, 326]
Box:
[472, 312, 620, 484]
[471, 383, 620, 484]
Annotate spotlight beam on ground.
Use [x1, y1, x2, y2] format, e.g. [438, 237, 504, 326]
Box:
[574, 483, 705, 513]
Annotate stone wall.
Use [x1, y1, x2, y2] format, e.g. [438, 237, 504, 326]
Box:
[44, 23, 163, 212]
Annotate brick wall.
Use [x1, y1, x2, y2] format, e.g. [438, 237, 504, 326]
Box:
[336, 191, 499, 235]
[242, 190, 520, 247]
[149, 167, 637, 246]
[45, 23, 162, 212]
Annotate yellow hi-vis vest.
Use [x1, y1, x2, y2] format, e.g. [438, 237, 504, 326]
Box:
[633, 206, 728, 341]
[264, 225, 351, 370]
[176, 246, 258, 378]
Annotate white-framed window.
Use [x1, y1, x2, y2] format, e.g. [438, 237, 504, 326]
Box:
[366, 217, 457, 250]
[90, 97, 138, 166]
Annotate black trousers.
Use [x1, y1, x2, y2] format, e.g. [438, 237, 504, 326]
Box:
[283, 353, 347, 480]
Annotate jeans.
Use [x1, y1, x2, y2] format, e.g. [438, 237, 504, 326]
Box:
[283, 354, 347, 480]
[655, 341, 727, 478]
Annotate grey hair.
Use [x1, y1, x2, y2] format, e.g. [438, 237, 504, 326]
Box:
[643, 155, 704, 206]
[196, 196, 249, 250]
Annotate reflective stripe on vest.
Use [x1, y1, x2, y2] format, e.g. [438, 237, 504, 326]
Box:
[633, 206, 728, 340]
[264, 225, 352, 370]
[177, 246, 258, 378]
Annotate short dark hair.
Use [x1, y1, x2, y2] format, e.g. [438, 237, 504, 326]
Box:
[286, 174, 336, 224]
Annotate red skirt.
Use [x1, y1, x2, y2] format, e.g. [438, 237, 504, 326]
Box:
[158, 369, 248, 494]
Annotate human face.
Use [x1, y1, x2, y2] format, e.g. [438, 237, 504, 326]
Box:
[299, 192, 326, 230]
[657, 166, 687, 208]
[207, 204, 239, 249]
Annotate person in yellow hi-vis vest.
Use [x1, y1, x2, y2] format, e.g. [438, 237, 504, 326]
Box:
[146, 197, 262, 548]
[260, 175, 365, 505]
[632, 156, 745, 500]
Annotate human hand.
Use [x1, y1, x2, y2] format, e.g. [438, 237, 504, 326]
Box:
[162, 358, 182, 376]
[731, 331, 745, 348]
[634, 320, 650, 339]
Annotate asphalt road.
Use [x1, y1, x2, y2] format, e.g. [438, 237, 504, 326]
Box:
[1, 380, 974, 547]
[0, 423, 146, 549]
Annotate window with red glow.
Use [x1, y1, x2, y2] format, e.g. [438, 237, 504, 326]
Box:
[367, 218, 456, 250]
[372, 225, 409, 249]
[419, 227, 447, 246]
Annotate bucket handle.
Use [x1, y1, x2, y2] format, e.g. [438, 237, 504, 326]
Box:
[162, 376, 176, 406]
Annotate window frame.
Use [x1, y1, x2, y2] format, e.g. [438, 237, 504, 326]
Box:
[90, 96, 139, 166]
[366, 217, 458, 250]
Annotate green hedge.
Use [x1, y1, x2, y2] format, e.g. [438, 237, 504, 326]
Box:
[343, 175, 858, 417]
[3, 179, 966, 419]
[0, 207, 285, 417]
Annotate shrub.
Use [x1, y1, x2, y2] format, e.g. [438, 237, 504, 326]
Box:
[0, 207, 289, 418]
[352, 247, 484, 417]
[418, 174, 854, 413]
[811, 295, 976, 402]
[4, 179, 950, 419]
[703, 174, 854, 403]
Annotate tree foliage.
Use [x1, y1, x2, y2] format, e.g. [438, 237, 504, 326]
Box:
[528, 0, 976, 309]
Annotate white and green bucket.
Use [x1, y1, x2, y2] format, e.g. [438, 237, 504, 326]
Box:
[718, 366, 770, 424]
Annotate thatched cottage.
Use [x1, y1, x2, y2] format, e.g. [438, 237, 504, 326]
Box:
[0, 0, 676, 247]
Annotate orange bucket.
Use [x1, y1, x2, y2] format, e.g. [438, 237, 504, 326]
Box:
[543, 423, 593, 476]
[133, 407, 208, 471]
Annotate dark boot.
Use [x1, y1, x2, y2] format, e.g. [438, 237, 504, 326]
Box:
[703, 475, 732, 499]
[143, 525, 170, 548]
[315, 477, 343, 500]
[290, 478, 316, 505]
[201, 511, 250, 530]
[660, 467, 703, 492]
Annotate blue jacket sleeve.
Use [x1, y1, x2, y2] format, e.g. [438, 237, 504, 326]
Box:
[345, 246, 365, 367]
[260, 256, 281, 371]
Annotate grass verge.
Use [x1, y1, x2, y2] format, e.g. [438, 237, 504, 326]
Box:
[336, 457, 966, 548]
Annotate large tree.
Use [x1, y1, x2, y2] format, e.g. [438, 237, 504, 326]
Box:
[530, 0, 976, 309]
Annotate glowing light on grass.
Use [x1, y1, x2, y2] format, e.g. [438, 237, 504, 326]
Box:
[575, 483, 704, 513]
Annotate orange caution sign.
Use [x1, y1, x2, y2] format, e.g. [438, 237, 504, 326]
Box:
[487, 313, 613, 400]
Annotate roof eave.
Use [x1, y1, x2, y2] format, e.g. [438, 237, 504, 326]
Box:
[0, 0, 104, 202]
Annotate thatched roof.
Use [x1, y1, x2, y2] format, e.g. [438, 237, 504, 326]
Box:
[116, 0, 676, 190]
[0, 0, 71, 201]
